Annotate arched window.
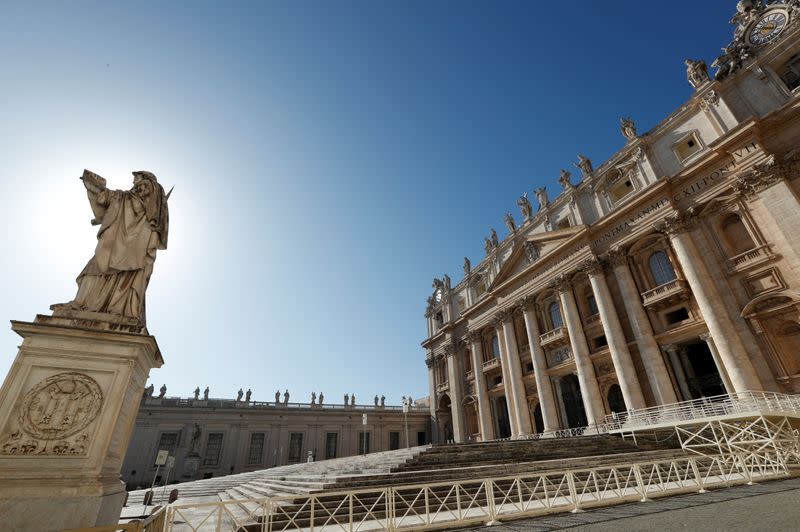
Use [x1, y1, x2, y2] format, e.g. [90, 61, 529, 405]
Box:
[649, 250, 677, 286]
[491, 335, 501, 359]
[586, 294, 598, 316]
[548, 301, 563, 329]
[721, 214, 756, 256]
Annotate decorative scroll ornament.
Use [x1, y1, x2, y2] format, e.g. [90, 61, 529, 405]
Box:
[549, 273, 573, 293]
[699, 90, 720, 111]
[2, 372, 103, 456]
[579, 256, 605, 276]
[466, 329, 483, 343]
[732, 159, 780, 198]
[654, 207, 699, 236]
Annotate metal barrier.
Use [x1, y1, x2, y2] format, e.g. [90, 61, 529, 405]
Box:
[601, 391, 800, 432]
[163, 451, 788, 531]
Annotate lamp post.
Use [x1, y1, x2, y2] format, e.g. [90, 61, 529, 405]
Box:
[402, 396, 410, 449]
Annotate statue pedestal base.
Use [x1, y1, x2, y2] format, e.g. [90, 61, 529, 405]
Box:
[0, 315, 163, 531]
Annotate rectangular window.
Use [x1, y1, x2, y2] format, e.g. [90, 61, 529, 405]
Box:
[203, 433, 223, 466]
[247, 433, 265, 465]
[288, 432, 304, 463]
[389, 431, 400, 450]
[325, 432, 338, 459]
[153, 432, 178, 467]
[358, 432, 371, 455]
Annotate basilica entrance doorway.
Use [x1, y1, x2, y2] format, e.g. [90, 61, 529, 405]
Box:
[493, 396, 512, 438]
[684, 341, 726, 398]
[560, 374, 588, 428]
[532, 402, 544, 433]
[436, 395, 454, 443]
[607, 384, 626, 414]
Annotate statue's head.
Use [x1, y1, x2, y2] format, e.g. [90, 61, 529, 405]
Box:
[132, 171, 157, 198]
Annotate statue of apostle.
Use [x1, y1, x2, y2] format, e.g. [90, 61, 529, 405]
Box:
[53, 170, 170, 325]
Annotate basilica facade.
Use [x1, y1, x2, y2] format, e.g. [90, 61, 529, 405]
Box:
[423, 1, 800, 443]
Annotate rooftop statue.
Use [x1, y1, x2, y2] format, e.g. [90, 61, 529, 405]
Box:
[534, 187, 549, 210]
[463, 256, 471, 275]
[490, 229, 500, 247]
[685, 59, 710, 89]
[53, 170, 170, 325]
[504, 212, 516, 234]
[516, 192, 533, 220]
[558, 169, 574, 190]
[574, 154, 593, 179]
[484, 237, 493, 255]
[620, 117, 637, 141]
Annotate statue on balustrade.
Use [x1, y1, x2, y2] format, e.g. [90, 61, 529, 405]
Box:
[517, 192, 533, 220]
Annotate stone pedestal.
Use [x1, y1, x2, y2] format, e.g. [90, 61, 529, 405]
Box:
[0, 313, 163, 532]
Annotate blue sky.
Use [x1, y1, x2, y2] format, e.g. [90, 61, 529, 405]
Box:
[0, 1, 738, 405]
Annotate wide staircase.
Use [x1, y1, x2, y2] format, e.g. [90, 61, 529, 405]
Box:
[213, 434, 684, 529]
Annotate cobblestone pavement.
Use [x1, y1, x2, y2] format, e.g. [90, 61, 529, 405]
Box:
[456, 476, 800, 531]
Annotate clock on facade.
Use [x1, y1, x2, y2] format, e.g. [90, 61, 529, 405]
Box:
[748, 9, 788, 46]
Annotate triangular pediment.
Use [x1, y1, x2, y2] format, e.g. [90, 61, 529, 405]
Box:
[488, 225, 586, 290]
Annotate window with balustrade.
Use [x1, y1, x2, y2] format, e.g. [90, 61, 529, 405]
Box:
[548, 301, 563, 329]
[491, 335, 501, 359]
[648, 250, 677, 286]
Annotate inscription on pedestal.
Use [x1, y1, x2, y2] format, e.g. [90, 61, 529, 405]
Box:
[1, 372, 103, 456]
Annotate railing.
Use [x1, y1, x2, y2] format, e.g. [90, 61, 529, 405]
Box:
[602, 390, 800, 432]
[436, 381, 450, 393]
[62, 505, 166, 532]
[163, 452, 788, 531]
[583, 314, 602, 328]
[482, 358, 500, 371]
[143, 397, 428, 412]
[727, 244, 770, 272]
[640, 279, 688, 307]
[539, 326, 567, 346]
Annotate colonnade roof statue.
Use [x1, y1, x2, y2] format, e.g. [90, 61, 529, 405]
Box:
[52, 170, 172, 327]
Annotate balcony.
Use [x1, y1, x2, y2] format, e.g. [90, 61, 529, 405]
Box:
[641, 279, 690, 310]
[482, 358, 500, 372]
[583, 313, 602, 329]
[540, 326, 568, 347]
[726, 244, 773, 273]
[436, 381, 449, 393]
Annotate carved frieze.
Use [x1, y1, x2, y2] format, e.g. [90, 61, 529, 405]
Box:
[1, 372, 103, 456]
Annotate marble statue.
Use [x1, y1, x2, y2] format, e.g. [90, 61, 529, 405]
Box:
[193, 387, 200, 400]
[534, 187, 549, 210]
[523, 241, 540, 264]
[283, 390, 289, 405]
[558, 169, 574, 190]
[351, 393, 356, 405]
[443, 274, 451, 291]
[144, 384, 154, 398]
[685, 59, 710, 88]
[517, 192, 533, 220]
[484, 237, 494, 255]
[311, 391, 317, 405]
[344, 393, 349, 406]
[574, 154, 593, 179]
[380, 395, 385, 406]
[203, 386, 209, 400]
[236, 388, 243, 402]
[189, 423, 201, 454]
[245, 389, 252, 402]
[158, 384, 166, 398]
[504, 213, 516, 234]
[491, 229, 499, 247]
[275, 390, 280, 404]
[463, 257, 471, 275]
[374, 395, 379, 406]
[53, 170, 170, 324]
[620, 117, 637, 141]
[319, 392, 324, 405]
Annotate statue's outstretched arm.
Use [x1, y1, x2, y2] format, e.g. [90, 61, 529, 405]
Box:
[80, 169, 109, 224]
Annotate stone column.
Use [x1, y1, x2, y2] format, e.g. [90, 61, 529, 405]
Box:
[582, 258, 646, 411]
[493, 320, 519, 437]
[662, 344, 691, 400]
[467, 331, 495, 441]
[501, 311, 533, 436]
[425, 356, 439, 443]
[657, 212, 762, 391]
[444, 344, 465, 443]
[607, 250, 678, 405]
[554, 275, 605, 424]
[520, 299, 559, 431]
[700, 332, 735, 394]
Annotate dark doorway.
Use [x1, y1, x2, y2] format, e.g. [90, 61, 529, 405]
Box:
[494, 396, 512, 438]
[685, 341, 726, 398]
[533, 403, 544, 433]
[561, 374, 588, 428]
[607, 384, 626, 414]
[437, 395, 454, 443]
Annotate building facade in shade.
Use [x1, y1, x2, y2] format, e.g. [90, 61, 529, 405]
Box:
[422, 1, 800, 444]
[121, 394, 430, 489]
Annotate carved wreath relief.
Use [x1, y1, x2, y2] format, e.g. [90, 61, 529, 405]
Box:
[1, 372, 103, 456]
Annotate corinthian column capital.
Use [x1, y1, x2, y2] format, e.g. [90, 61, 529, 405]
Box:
[466, 329, 483, 343]
[579, 256, 605, 276]
[654, 208, 698, 236]
[548, 273, 573, 293]
[604, 247, 629, 267]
